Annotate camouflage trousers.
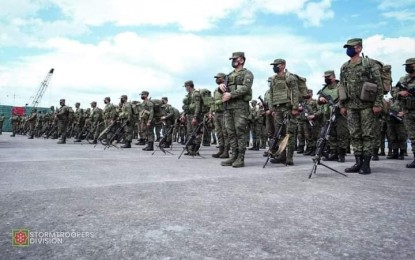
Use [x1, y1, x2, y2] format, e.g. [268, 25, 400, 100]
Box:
[224, 107, 249, 155]
[328, 114, 350, 150]
[347, 108, 377, 156]
[142, 120, 154, 143]
[303, 121, 320, 148]
[186, 115, 201, 146]
[403, 110, 415, 153]
[57, 120, 68, 139]
[273, 105, 298, 161]
[387, 118, 407, 150]
[297, 121, 305, 147]
[214, 112, 228, 148]
[123, 120, 134, 142]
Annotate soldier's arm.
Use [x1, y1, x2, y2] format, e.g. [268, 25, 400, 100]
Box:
[230, 71, 254, 99]
[147, 102, 154, 123]
[164, 105, 174, 120]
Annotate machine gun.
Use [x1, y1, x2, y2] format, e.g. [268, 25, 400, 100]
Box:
[263, 113, 289, 168]
[178, 116, 208, 159]
[258, 96, 269, 112]
[152, 122, 175, 155]
[309, 91, 347, 179]
[299, 100, 314, 127]
[396, 82, 415, 96]
[98, 120, 127, 149]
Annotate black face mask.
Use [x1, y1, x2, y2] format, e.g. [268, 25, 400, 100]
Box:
[231, 60, 239, 68]
[325, 78, 332, 85]
[140, 96, 146, 100]
[215, 79, 223, 85]
[273, 65, 280, 74]
[405, 65, 415, 74]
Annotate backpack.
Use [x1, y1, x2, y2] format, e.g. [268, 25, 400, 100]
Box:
[68, 107, 75, 121]
[199, 88, 213, 109]
[151, 99, 162, 113]
[362, 54, 392, 94]
[286, 71, 309, 101]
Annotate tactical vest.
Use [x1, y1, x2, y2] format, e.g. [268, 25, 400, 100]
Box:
[320, 83, 339, 116]
[271, 75, 290, 105]
[227, 68, 253, 105]
[400, 75, 415, 110]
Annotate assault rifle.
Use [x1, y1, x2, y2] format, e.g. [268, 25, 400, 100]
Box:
[99, 120, 127, 149]
[178, 116, 207, 159]
[299, 100, 314, 127]
[389, 110, 403, 121]
[396, 82, 415, 96]
[153, 122, 175, 155]
[263, 113, 289, 168]
[309, 91, 347, 179]
[258, 96, 269, 111]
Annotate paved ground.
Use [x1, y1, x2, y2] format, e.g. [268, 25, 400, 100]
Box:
[0, 133, 414, 259]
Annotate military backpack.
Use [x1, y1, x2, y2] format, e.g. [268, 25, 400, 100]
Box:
[362, 54, 392, 94]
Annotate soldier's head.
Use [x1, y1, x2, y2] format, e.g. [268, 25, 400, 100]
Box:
[75, 102, 80, 109]
[120, 95, 128, 104]
[59, 99, 65, 106]
[343, 38, 362, 58]
[229, 52, 245, 69]
[306, 89, 313, 99]
[90, 101, 97, 108]
[270, 59, 286, 74]
[403, 58, 415, 75]
[140, 91, 149, 100]
[184, 80, 194, 93]
[104, 97, 111, 104]
[214, 73, 226, 85]
[323, 70, 336, 85]
[162, 97, 168, 104]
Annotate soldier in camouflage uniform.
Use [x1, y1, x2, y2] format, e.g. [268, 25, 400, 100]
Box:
[339, 38, 384, 174]
[395, 58, 415, 168]
[182, 80, 204, 156]
[248, 100, 261, 151]
[385, 96, 406, 160]
[318, 70, 350, 163]
[139, 91, 155, 151]
[219, 52, 254, 168]
[267, 59, 299, 166]
[56, 99, 70, 144]
[211, 73, 230, 158]
[262, 84, 275, 157]
[258, 101, 268, 149]
[301, 90, 320, 157]
[160, 97, 175, 148]
[0, 113, 4, 134]
[118, 95, 133, 148]
[102, 97, 117, 142]
[73, 103, 83, 141]
[10, 112, 19, 137]
[90, 101, 104, 144]
[27, 108, 37, 139]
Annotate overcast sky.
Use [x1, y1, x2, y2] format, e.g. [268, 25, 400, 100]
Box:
[0, 0, 414, 110]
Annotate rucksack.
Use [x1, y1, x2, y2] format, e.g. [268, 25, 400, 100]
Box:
[362, 54, 392, 94]
[286, 71, 309, 101]
[68, 107, 75, 121]
[151, 99, 162, 113]
[199, 88, 213, 109]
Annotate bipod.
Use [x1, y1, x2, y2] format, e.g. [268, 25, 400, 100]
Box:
[309, 157, 347, 179]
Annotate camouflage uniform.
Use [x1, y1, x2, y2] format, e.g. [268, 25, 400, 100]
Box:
[90, 102, 104, 143]
[118, 95, 134, 148]
[220, 52, 254, 167]
[27, 109, 37, 139]
[140, 91, 154, 151]
[160, 97, 175, 148]
[102, 98, 117, 141]
[10, 114, 19, 137]
[340, 38, 384, 174]
[301, 96, 320, 156]
[395, 57, 415, 167]
[0, 114, 4, 134]
[385, 97, 407, 159]
[268, 59, 299, 165]
[211, 73, 229, 158]
[183, 81, 204, 156]
[56, 99, 70, 144]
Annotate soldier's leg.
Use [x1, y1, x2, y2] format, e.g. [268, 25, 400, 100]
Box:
[297, 121, 305, 153]
[359, 108, 377, 174]
[403, 111, 415, 168]
[336, 115, 349, 162]
[212, 113, 225, 158]
[221, 110, 238, 166]
[232, 107, 249, 167]
[345, 109, 364, 173]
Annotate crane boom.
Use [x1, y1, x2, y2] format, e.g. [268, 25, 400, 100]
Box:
[28, 68, 54, 108]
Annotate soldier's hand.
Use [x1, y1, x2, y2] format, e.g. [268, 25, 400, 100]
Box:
[191, 118, 198, 126]
[398, 90, 411, 97]
[319, 97, 328, 103]
[219, 83, 227, 93]
[372, 106, 382, 114]
[340, 107, 347, 117]
[265, 110, 272, 115]
[291, 109, 299, 117]
[307, 115, 315, 120]
[398, 111, 405, 117]
[222, 92, 231, 102]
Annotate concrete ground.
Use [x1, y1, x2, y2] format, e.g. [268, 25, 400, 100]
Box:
[0, 133, 414, 259]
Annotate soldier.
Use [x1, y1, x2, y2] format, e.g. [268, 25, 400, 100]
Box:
[139, 91, 155, 151]
[318, 70, 350, 163]
[56, 99, 70, 144]
[27, 108, 37, 139]
[267, 58, 299, 166]
[102, 97, 117, 142]
[339, 38, 384, 174]
[385, 96, 406, 160]
[395, 58, 415, 168]
[219, 52, 254, 167]
[211, 73, 229, 158]
[0, 113, 4, 134]
[262, 81, 275, 157]
[182, 80, 203, 156]
[160, 97, 175, 148]
[118, 95, 134, 148]
[301, 90, 320, 157]
[248, 100, 260, 151]
[10, 112, 19, 137]
[90, 101, 104, 144]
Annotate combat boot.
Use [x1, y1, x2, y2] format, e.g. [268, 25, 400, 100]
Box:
[309, 146, 316, 156]
[212, 146, 224, 158]
[406, 155, 415, 168]
[92, 139, 98, 144]
[379, 148, 386, 156]
[397, 149, 405, 160]
[338, 148, 346, 163]
[28, 135, 34, 139]
[303, 146, 312, 156]
[372, 148, 379, 161]
[345, 155, 363, 173]
[323, 149, 338, 161]
[387, 149, 398, 159]
[221, 150, 238, 166]
[135, 138, 146, 145]
[142, 142, 154, 151]
[121, 141, 131, 148]
[359, 155, 372, 175]
[10, 134, 15, 137]
[193, 145, 201, 156]
[57, 137, 66, 144]
[163, 142, 171, 149]
[219, 146, 230, 159]
[270, 150, 286, 164]
[232, 153, 245, 168]
[297, 145, 304, 154]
